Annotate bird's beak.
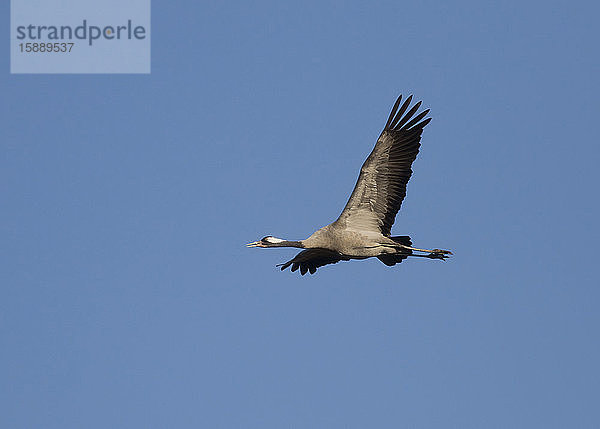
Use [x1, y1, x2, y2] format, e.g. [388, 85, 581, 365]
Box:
[246, 241, 261, 248]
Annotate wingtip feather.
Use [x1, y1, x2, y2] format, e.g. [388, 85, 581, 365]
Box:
[384, 95, 403, 130]
[389, 95, 414, 130]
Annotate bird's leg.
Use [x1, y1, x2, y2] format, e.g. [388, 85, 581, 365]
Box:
[407, 253, 450, 260]
[399, 245, 453, 257]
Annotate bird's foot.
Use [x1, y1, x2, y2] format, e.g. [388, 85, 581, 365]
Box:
[427, 249, 452, 260]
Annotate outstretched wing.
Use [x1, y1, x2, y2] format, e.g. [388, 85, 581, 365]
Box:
[336, 95, 431, 236]
[277, 249, 350, 275]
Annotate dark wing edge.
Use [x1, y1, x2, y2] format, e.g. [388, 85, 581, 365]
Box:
[276, 249, 350, 275]
[337, 95, 432, 236]
[384, 94, 432, 133]
[377, 94, 432, 235]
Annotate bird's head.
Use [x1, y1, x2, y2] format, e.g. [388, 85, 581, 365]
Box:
[246, 236, 286, 248]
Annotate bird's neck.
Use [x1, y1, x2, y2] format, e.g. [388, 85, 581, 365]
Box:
[273, 240, 305, 248]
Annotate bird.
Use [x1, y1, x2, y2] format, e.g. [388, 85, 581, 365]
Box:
[247, 94, 452, 275]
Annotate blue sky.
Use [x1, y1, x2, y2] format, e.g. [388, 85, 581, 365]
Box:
[2, 1, 599, 427]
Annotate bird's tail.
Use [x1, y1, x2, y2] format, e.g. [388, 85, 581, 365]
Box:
[377, 236, 413, 266]
[389, 235, 412, 246]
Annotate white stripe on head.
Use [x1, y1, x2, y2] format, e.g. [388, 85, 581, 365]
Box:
[265, 236, 284, 243]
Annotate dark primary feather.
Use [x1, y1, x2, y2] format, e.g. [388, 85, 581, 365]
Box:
[337, 95, 431, 236]
[277, 249, 350, 275]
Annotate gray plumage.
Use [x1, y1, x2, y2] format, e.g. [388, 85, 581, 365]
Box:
[247, 94, 452, 275]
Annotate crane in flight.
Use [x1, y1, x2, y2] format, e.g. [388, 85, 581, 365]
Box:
[247, 95, 452, 275]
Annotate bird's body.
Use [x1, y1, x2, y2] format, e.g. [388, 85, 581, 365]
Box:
[248, 94, 452, 275]
[304, 225, 396, 257]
